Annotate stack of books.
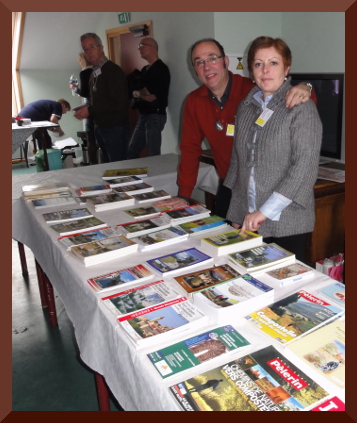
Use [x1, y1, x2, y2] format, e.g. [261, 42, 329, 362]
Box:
[22, 182, 72, 201]
[31, 196, 77, 209]
[49, 216, 108, 236]
[116, 216, 171, 238]
[85, 191, 135, 211]
[113, 183, 154, 196]
[177, 215, 228, 237]
[70, 235, 138, 266]
[107, 175, 143, 188]
[122, 205, 171, 220]
[130, 189, 171, 204]
[42, 208, 93, 224]
[102, 167, 148, 180]
[75, 184, 113, 197]
[131, 227, 188, 251]
[58, 226, 121, 250]
[163, 205, 211, 225]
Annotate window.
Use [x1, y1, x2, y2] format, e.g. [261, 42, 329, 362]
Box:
[12, 12, 25, 116]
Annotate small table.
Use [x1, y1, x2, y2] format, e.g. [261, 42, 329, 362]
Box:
[12, 121, 59, 171]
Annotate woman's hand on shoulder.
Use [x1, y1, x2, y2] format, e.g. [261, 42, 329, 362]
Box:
[285, 83, 311, 108]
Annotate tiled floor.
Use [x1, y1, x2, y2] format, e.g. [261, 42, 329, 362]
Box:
[12, 163, 123, 411]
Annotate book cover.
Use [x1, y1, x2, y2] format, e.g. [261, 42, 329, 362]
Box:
[22, 182, 70, 195]
[310, 396, 345, 411]
[118, 297, 209, 348]
[178, 215, 228, 236]
[148, 325, 250, 379]
[146, 248, 214, 276]
[116, 216, 171, 238]
[169, 345, 330, 411]
[49, 216, 107, 236]
[131, 227, 188, 251]
[245, 290, 344, 345]
[122, 205, 170, 220]
[131, 189, 171, 203]
[77, 184, 112, 196]
[107, 175, 143, 187]
[228, 243, 295, 273]
[173, 264, 242, 295]
[42, 208, 92, 224]
[263, 262, 314, 286]
[101, 280, 181, 317]
[58, 227, 120, 249]
[87, 264, 154, 293]
[286, 319, 345, 389]
[318, 282, 345, 308]
[102, 167, 148, 179]
[32, 196, 76, 209]
[163, 205, 210, 223]
[200, 229, 263, 256]
[85, 192, 134, 207]
[113, 182, 154, 195]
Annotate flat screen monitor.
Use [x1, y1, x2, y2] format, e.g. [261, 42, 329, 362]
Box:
[289, 73, 345, 164]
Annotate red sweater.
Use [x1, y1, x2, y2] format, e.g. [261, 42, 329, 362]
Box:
[178, 73, 254, 199]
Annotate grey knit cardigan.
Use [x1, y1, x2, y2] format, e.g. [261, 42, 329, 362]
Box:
[224, 78, 322, 237]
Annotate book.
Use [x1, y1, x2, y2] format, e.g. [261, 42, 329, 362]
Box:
[200, 229, 263, 257]
[23, 190, 74, 202]
[178, 215, 228, 237]
[173, 264, 242, 297]
[163, 205, 211, 225]
[49, 216, 107, 236]
[193, 273, 274, 324]
[260, 261, 315, 287]
[70, 235, 138, 266]
[116, 216, 171, 238]
[285, 319, 345, 389]
[169, 344, 330, 411]
[85, 191, 135, 211]
[76, 184, 112, 197]
[102, 167, 148, 180]
[101, 280, 181, 317]
[131, 189, 171, 204]
[318, 282, 345, 308]
[113, 182, 154, 195]
[58, 226, 121, 250]
[147, 325, 250, 379]
[22, 182, 71, 197]
[122, 205, 171, 220]
[245, 290, 344, 345]
[146, 248, 214, 277]
[31, 196, 76, 209]
[228, 243, 295, 273]
[42, 208, 93, 224]
[131, 227, 188, 252]
[310, 396, 345, 411]
[317, 167, 345, 183]
[107, 175, 143, 188]
[118, 297, 210, 350]
[87, 264, 154, 293]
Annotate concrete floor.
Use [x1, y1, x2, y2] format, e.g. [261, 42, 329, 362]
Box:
[12, 162, 123, 411]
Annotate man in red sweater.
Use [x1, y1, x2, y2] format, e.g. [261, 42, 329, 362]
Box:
[155, 38, 312, 217]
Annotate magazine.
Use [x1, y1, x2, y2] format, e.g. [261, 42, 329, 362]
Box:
[245, 290, 344, 345]
[146, 248, 214, 277]
[87, 264, 154, 293]
[169, 345, 330, 411]
[147, 325, 250, 379]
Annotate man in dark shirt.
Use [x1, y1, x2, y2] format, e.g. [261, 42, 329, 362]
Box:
[74, 33, 130, 163]
[127, 38, 170, 159]
[18, 99, 71, 149]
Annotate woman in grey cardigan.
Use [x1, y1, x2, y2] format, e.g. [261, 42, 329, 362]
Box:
[224, 37, 322, 262]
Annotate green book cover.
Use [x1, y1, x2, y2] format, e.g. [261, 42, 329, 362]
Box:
[147, 325, 250, 379]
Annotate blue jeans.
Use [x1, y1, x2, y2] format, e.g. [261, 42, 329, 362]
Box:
[94, 125, 130, 163]
[127, 114, 167, 159]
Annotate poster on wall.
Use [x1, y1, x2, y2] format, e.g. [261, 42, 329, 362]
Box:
[227, 54, 249, 77]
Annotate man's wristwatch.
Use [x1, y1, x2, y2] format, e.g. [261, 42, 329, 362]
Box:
[305, 82, 313, 94]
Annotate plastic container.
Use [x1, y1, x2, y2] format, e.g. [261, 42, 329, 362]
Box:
[35, 149, 62, 172]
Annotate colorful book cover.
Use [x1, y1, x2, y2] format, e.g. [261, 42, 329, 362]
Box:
[58, 227, 120, 249]
[102, 167, 148, 179]
[264, 262, 314, 285]
[286, 319, 345, 388]
[201, 230, 262, 256]
[178, 215, 227, 235]
[108, 175, 142, 187]
[318, 282, 345, 308]
[310, 396, 345, 411]
[122, 205, 170, 219]
[245, 290, 344, 345]
[173, 264, 241, 295]
[50, 216, 107, 235]
[132, 227, 187, 249]
[85, 191, 133, 205]
[117, 216, 170, 237]
[146, 248, 213, 275]
[148, 325, 250, 379]
[169, 345, 330, 411]
[164, 205, 210, 221]
[42, 208, 92, 223]
[87, 264, 154, 293]
[131, 189, 171, 203]
[113, 183, 153, 193]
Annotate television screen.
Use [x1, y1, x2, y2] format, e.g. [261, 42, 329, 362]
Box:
[289, 73, 345, 164]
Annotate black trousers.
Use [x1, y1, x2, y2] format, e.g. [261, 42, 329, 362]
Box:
[263, 233, 309, 263]
[214, 180, 232, 219]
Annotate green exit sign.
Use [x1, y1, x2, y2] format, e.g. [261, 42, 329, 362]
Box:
[118, 12, 130, 24]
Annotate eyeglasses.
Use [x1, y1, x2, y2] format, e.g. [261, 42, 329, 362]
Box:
[138, 43, 152, 48]
[194, 55, 223, 68]
[82, 45, 101, 52]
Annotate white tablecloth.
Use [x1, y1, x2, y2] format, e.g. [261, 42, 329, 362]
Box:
[12, 121, 59, 154]
[12, 154, 344, 410]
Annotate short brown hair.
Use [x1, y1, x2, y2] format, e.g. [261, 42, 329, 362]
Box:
[58, 99, 71, 111]
[247, 36, 292, 76]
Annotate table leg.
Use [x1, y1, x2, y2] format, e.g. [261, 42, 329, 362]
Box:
[42, 272, 58, 327]
[17, 242, 28, 277]
[95, 373, 111, 411]
[35, 259, 48, 308]
[39, 128, 49, 171]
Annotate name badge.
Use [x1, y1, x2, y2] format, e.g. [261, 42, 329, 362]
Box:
[255, 108, 274, 127]
[93, 68, 102, 77]
[226, 124, 235, 136]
